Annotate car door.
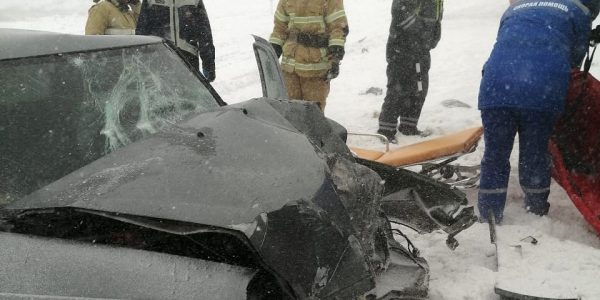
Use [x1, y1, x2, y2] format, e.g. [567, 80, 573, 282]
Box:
[252, 35, 289, 100]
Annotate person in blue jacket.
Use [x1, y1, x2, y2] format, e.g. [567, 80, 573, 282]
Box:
[478, 0, 600, 223]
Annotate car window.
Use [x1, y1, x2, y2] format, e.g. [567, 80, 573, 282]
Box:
[0, 43, 219, 204]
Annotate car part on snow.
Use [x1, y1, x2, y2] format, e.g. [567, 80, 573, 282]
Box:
[487, 211, 581, 300]
[359, 160, 478, 250]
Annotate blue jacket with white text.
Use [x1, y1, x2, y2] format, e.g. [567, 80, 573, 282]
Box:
[478, 0, 598, 113]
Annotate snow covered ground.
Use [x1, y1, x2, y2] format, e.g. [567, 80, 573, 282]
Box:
[2, 0, 600, 298]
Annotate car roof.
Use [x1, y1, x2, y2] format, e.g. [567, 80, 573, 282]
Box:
[0, 28, 164, 61]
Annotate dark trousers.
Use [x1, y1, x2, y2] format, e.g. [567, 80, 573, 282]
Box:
[478, 108, 559, 222]
[378, 51, 431, 132]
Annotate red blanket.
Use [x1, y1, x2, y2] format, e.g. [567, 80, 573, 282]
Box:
[550, 70, 600, 236]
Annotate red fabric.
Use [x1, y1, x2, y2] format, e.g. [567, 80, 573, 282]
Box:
[550, 70, 600, 236]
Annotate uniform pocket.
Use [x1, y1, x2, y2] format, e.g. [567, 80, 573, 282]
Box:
[296, 45, 324, 64]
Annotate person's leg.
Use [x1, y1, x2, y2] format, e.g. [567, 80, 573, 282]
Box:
[378, 57, 407, 140]
[478, 108, 518, 223]
[300, 76, 330, 111]
[179, 50, 201, 72]
[398, 51, 431, 135]
[517, 110, 559, 216]
[283, 71, 302, 101]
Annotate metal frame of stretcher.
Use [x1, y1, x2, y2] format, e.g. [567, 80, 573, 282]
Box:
[348, 126, 483, 189]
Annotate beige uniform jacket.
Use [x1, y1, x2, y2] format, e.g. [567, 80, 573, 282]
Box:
[85, 0, 142, 35]
[269, 0, 348, 78]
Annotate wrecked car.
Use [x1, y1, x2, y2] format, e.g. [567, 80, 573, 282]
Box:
[0, 28, 476, 299]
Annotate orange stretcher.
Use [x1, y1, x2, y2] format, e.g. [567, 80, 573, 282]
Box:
[349, 126, 484, 188]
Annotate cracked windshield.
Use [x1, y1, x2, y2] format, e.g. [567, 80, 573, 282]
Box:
[0, 44, 219, 203]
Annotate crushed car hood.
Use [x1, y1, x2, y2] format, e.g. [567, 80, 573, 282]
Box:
[6, 99, 332, 227]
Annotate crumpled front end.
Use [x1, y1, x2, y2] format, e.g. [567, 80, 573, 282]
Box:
[243, 154, 430, 299]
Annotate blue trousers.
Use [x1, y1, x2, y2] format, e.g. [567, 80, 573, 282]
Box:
[478, 108, 559, 222]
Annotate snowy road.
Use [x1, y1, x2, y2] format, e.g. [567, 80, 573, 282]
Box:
[2, 0, 600, 298]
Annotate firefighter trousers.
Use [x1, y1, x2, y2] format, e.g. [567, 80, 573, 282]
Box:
[378, 51, 431, 132]
[283, 71, 330, 112]
[478, 108, 559, 223]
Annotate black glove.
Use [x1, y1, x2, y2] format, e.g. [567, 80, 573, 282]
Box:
[327, 45, 345, 61]
[271, 43, 283, 59]
[202, 62, 216, 82]
[327, 61, 340, 81]
[113, 0, 129, 11]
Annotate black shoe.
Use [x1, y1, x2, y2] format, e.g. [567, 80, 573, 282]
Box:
[526, 202, 550, 216]
[398, 125, 432, 137]
[377, 129, 398, 144]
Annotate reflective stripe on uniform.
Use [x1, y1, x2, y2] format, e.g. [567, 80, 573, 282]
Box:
[288, 14, 326, 31]
[320, 47, 328, 58]
[270, 36, 285, 46]
[282, 57, 329, 71]
[399, 116, 419, 127]
[275, 10, 290, 22]
[379, 121, 398, 130]
[325, 10, 346, 23]
[479, 188, 508, 194]
[436, 0, 444, 20]
[290, 15, 325, 25]
[328, 38, 345, 47]
[401, 14, 417, 30]
[104, 28, 136, 35]
[522, 187, 551, 194]
[569, 0, 591, 16]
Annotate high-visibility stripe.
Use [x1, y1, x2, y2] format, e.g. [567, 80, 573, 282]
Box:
[379, 121, 398, 128]
[401, 18, 416, 30]
[275, 10, 290, 22]
[328, 38, 345, 47]
[522, 187, 550, 194]
[400, 14, 417, 27]
[320, 47, 328, 58]
[289, 15, 325, 31]
[479, 188, 508, 194]
[325, 10, 346, 23]
[282, 57, 329, 71]
[269, 36, 285, 46]
[104, 28, 135, 35]
[290, 15, 325, 25]
[569, 0, 590, 15]
[379, 124, 397, 131]
[399, 117, 418, 126]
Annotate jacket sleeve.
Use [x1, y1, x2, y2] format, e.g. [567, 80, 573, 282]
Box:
[571, 11, 592, 68]
[269, 0, 289, 47]
[196, 1, 216, 70]
[131, 1, 142, 21]
[85, 5, 108, 35]
[325, 0, 349, 49]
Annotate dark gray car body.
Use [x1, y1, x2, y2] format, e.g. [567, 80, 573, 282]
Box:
[0, 29, 475, 299]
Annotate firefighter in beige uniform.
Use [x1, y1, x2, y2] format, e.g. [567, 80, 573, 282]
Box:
[85, 0, 141, 35]
[269, 0, 349, 112]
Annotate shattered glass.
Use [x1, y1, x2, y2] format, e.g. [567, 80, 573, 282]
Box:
[0, 44, 219, 203]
